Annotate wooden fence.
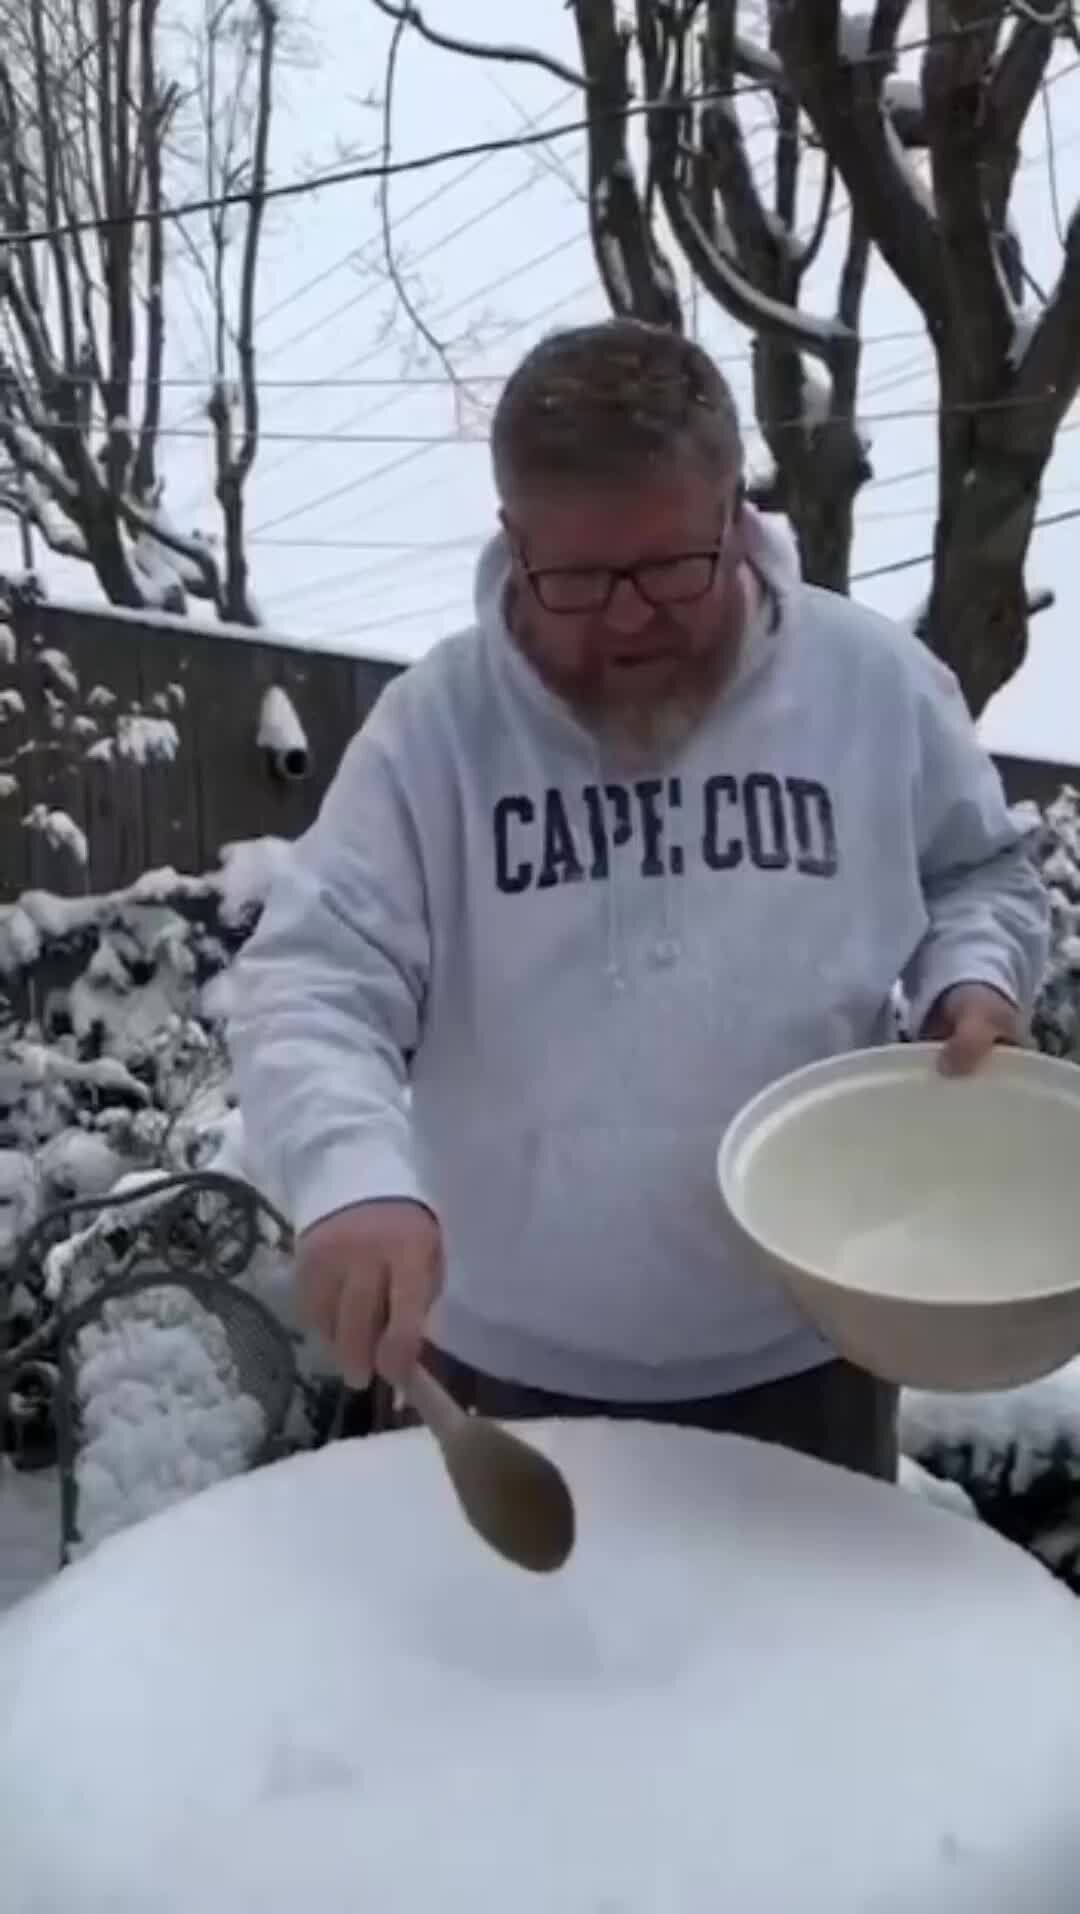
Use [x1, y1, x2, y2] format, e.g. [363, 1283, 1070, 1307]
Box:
[0, 597, 401, 901]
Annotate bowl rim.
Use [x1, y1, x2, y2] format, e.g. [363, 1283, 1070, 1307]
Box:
[716, 1041, 1080, 1310]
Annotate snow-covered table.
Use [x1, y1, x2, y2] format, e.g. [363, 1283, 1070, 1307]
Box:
[1, 1420, 1078, 1914]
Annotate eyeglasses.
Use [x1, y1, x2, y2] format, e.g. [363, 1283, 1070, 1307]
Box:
[516, 522, 733, 615]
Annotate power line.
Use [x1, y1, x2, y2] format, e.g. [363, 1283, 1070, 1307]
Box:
[258, 139, 587, 370]
[852, 500, 1080, 583]
[65, 325, 931, 393]
[293, 496, 1080, 648]
[253, 86, 579, 338]
[248, 262, 600, 536]
[2, 15, 1063, 250]
[28, 380, 1051, 451]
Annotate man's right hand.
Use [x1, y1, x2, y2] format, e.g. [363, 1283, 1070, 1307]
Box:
[296, 1199, 443, 1388]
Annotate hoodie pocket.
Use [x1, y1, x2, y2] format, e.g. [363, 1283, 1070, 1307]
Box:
[423, 1118, 808, 1369]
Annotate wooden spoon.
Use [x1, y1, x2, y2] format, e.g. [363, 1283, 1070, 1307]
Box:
[402, 1362, 576, 1574]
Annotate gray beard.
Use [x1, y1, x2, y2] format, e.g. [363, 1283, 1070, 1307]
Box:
[586, 690, 715, 771]
[505, 582, 727, 769]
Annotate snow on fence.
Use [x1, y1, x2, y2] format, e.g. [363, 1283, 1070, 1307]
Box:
[0, 593, 400, 900]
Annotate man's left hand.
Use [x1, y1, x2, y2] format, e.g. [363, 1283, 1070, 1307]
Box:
[920, 982, 1024, 1077]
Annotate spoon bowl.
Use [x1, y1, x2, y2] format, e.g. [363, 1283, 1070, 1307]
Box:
[403, 1362, 576, 1573]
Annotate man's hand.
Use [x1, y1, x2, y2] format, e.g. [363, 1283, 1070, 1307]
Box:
[297, 1199, 443, 1387]
[920, 982, 1024, 1077]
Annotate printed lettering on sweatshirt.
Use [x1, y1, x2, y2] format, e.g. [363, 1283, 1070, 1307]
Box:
[492, 774, 838, 895]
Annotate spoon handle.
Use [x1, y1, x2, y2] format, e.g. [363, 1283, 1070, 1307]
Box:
[401, 1361, 469, 1445]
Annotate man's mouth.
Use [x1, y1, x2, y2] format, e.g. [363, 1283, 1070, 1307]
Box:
[609, 647, 674, 669]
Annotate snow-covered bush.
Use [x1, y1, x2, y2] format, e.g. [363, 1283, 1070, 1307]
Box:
[1028, 786, 1080, 1059]
[0, 839, 290, 1262]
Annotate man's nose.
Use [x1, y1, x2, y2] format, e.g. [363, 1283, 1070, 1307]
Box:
[603, 574, 654, 635]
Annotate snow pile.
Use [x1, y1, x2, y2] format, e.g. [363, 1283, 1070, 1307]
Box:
[2, 1422, 1079, 1914]
[23, 806, 89, 867]
[86, 712, 179, 764]
[898, 1454, 978, 1520]
[257, 685, 308, 765]
[71, 1285, 266, 1554]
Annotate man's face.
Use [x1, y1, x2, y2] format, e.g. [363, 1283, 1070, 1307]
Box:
[501, 463, 747, 762]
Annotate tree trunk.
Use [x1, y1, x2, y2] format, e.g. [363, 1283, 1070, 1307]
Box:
[85, 503, 143, 608]
[751, 328, 868, 594]
[920, 350, 1051, 716]
[220, 479, 255, 626]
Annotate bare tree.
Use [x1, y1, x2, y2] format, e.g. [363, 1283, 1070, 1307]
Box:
[0, 0, 279, 625]
[378, 0, 1080, 717]
[371, 0, 877, 594]
[773, 0, 1079, 713]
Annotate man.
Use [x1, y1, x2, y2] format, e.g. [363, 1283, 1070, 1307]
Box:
[228, 319, 1049, 1481]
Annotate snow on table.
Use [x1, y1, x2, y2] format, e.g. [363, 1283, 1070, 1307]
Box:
[1, 1420, 1077, 1914]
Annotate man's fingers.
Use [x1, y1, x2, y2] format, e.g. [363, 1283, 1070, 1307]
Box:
[296, 1257, 341, 1341]
[335, 1263, 390, 1389]
[377, 1252, 441, 1384]
[938, 1014, 996, 1078]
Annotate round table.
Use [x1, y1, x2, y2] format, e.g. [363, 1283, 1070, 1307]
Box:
[1, 1420, 1077, 1913]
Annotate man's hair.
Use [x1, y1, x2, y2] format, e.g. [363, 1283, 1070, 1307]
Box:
[491, 318, 743, 496]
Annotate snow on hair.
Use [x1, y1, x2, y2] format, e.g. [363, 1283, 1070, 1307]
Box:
[491, 318, 743, 493]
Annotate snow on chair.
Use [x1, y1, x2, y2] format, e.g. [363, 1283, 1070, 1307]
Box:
[0, 1172, 299, 1564]
[55, 1269, 296, 1562]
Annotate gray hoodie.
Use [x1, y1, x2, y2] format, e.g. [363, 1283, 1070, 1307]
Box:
[228, 512, 1049, 1401]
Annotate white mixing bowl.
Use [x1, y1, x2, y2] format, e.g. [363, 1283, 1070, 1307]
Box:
[717, 1043, 1080, 1392]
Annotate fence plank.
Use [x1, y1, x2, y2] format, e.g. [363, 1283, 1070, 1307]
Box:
[0, 603, 401, 902]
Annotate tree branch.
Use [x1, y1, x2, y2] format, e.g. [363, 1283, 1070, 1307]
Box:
[27, 0, 78, 368]
[117, 496, 220, 601]
[922, 0, 1012, 377]
[230, 0, 275, 489]
[370, 0, 591, 92]
[133, 0, 165, 503]
[637, 0, 851, 359]
[1014, 205, 1080, 435]
[570, 0, 682, 328]
[772, 0, 949, 337]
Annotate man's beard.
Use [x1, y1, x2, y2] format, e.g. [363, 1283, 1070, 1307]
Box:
[507, 587, 742, 769]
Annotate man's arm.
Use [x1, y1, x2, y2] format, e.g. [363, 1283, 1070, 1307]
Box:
[227, 719, 431, 1238]
[900, 651, 1050, 1048]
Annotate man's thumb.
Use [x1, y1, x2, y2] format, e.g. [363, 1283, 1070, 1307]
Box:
[939, 1011, 990, 1077]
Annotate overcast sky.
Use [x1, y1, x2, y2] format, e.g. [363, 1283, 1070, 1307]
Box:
[3, 0, 1080, 765]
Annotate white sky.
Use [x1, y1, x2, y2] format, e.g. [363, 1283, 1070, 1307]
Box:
[3, 0, 1080, 764]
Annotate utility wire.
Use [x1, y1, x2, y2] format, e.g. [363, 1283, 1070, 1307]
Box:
[1, 16, 1065, 249]
[852, 500, 1080, 582]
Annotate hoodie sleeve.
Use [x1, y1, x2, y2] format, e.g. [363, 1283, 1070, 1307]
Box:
[900, 650, 1050, 1034]
[227, 715, 431, 1237]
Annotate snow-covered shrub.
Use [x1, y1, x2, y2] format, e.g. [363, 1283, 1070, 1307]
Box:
[0, 840, 288, 1250]
[1028, 786, 1080, 1059]
[901, 1364, 1080, 1593]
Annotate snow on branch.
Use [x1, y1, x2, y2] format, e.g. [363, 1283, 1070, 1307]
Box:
[773, 0, 949, 333]
[631, 0, 853, 361]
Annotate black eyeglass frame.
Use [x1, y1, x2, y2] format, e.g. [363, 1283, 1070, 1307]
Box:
[510, 490, 742, 616]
